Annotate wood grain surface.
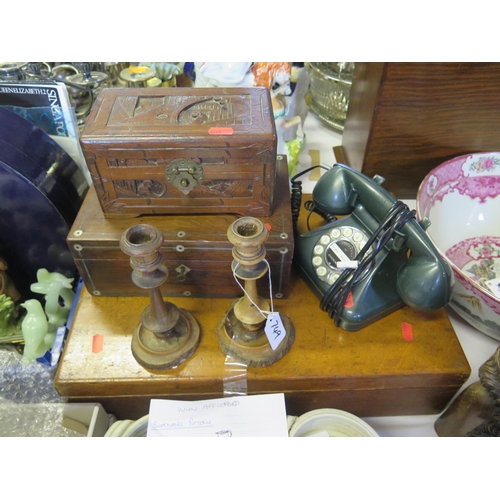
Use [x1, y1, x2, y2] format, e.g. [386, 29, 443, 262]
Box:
[56, 195, 471, 420]
[67, 157, 293, 298]
[342, 62, 500, 198]
[80, 87, 277, 217]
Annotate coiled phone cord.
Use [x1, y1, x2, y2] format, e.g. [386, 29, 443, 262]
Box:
[320, 200, 416, 326]
[290, 165, 334, 234]
[290, 167, 417, 325]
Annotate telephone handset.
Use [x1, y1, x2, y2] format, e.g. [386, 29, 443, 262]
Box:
[293, 163, 453, 331]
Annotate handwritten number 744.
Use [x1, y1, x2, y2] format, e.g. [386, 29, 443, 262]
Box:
[269, 318, 283, 339]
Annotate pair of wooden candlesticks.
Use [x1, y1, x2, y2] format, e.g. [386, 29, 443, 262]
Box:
[119, 217, 295, 371]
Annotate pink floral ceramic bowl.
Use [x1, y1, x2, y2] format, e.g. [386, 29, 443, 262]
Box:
[416, 152, 500, 341]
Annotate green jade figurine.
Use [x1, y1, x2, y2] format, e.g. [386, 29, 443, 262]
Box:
[31, 269, 74, 333]
[21, 269, 75, 361]
[21, 299, 49, 361]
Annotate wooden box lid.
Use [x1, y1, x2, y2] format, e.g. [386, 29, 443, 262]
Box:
[80, 86, 276, 148]
[68, 156, 292, 256]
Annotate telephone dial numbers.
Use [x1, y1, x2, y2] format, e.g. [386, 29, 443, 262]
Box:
[311, 226, 372, 285]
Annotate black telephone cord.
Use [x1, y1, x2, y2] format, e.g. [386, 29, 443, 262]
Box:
[320, 201, 408, 313]
[320, 201, 416, 326]
[290, 165, 333, 234]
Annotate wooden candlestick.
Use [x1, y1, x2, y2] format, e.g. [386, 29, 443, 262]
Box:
[120, 223, 200, 371]
[217, 217, 295, 367]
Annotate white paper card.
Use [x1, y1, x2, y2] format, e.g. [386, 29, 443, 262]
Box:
[265, 312, 286, 350]
[147, 393, 289, 437]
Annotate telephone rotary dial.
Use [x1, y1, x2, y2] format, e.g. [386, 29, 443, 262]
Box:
[293, 163, 453, 331]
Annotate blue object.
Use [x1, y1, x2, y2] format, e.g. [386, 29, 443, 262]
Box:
[0, 108, 87, 300]
[36, 278, 84, 367]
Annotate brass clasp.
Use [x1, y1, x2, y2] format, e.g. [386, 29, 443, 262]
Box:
[165, 159, 204, 194]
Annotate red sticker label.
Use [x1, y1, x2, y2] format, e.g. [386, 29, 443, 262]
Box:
[401, 322, 414, 341]
[208, 127, 234, 135]
[92, 334, 104, 353]
[344, 292, 354, 308]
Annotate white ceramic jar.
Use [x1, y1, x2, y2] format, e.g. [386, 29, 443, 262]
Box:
[288, 408, 379, 437]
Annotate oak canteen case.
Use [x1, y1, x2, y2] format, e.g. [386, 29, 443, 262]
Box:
[79, 86, 277, 217]
[55, 273, 471, 421]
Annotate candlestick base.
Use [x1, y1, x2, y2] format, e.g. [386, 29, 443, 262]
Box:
[217, 300, 295, 367]
[131, 305, 200, 371]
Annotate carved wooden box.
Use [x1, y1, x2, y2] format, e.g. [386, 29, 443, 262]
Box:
[67, 157, 293, 298]
[79, 87, 277, 217]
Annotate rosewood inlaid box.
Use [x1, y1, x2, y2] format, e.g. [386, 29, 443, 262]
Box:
[79, 87, 277, 217]
[67, 157, 293, 298]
